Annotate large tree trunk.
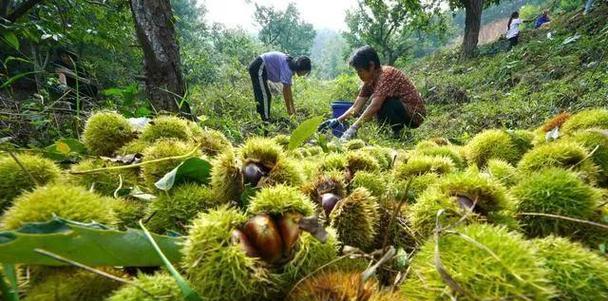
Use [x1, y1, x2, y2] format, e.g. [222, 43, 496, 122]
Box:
[462, 0, 483, 58]
[129, 0, 189, 115]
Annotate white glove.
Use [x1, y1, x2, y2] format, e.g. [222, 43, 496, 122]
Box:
[339, 125, 359, 142]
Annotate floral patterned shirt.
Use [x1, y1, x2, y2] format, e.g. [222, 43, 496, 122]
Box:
[358, 66, 426, 127]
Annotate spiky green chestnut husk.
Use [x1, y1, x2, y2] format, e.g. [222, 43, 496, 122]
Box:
[483, 159, 519, 187]
[239, 137, 283, 166]
[517, 140, 600, 184]
[239, 184, 340, 292]
[247, 185, 315, 216]
[287, 271, 380, 301]
[401, 224, 555, 300]
[344, 139, 366, 150]
[512, 168, 601, 238]
[360, 146, 395, 170]
[141, 139, 200, 188]
[408, 171, 516, 239]
[24, 267, 123, 301]
[1, 184, 117, 230]
[330, 187, 379, 250]
[533, 236, 608, 301]
[106, 272, 183, 301]
[191, 127, 232, 157]
[414, 140, 440, 150]
[345, 150, 380, 176]
[569, 129, 608, 185]
[402, 173, 440, 202]
[69, 159, 140, 196]
[271, 134, 290, 149]
[140, 115, 192, 143]
[300, 158, 323, 182]
[412, 145, 465, 169]
[82, 111, 134, 156]
[393, 155, 455, 179]
[146, 183, 218, 234]
[259, 157, 304, 187]
[183, 206, 273, 300]
[562, 108, 608, 133]
[113, 198, 147, 230]
[371, 196, 416, 252]
[117, 138, 148, 155]
[279, 229, 339, 288]
[463, 129, 521, 167]
[350, 171, 388, 198]
[210, 148, 243, 203]
[0, 154, 60, 209]
[304, 145, 323, 156]
[289, 148, 306, 160]
[301, 173, 347, 206]
[320, 153, 347, 172]
[435, 170, 514, 216]
[510, 129, 534, 150]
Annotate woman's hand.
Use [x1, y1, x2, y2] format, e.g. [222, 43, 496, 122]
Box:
[318, 118, 343, 132]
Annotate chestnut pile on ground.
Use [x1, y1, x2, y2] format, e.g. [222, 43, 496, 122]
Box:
[1, 109, 608, 301]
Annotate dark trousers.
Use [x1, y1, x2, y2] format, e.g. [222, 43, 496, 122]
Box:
[508, 36, 519, 48]
[377, 97, 421, 134]
[248, 56, 271, 121]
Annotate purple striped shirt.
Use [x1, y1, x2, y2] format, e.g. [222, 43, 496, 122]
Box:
[261, 51, 293, 86]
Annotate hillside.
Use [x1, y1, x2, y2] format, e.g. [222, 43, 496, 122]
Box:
[403, 3, 608, 145]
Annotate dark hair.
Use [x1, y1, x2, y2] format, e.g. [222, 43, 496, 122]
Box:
[508, 11, 519, 30]
[348, 45, 381, 70]
[287, 55, 312, 73]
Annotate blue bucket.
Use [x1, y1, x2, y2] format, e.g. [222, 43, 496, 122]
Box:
[330, 101, 353, 137]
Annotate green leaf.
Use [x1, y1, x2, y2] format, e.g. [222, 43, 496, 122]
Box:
[101, 87, 124, 97]
[0, 264, 19, 301]
[3, 33, 19, 50]
[1, 71, 42, 89]
[288, 116, 324, 150]
[4, 56, 31, 67]
[0, 217, 183, 266]
[139, 221, 202, 301]
[318, 133, 329, 153]
[155, 157, 212, 191]
[44, 138, 87, 161]
[135, 106, 152, 117]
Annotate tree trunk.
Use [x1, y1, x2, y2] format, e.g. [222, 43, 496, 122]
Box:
[129, 0, 189, 116]
[462, 0, 483, 58]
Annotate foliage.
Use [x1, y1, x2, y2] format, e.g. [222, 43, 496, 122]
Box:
[406, 6, 608, 145]
[0, 217, 183, 266]
[254, 3, 316, 55]
[344, 0, 447, 65]
[310, 29, 351, 79]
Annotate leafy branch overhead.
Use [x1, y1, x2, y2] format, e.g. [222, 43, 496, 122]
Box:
[254, 2, 316, 55]
[344, 0, 448, 65]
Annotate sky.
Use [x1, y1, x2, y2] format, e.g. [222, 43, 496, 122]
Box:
[203, 0, 356, 32]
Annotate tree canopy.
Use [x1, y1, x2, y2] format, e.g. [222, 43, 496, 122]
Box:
[253, 2, 316, 55]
